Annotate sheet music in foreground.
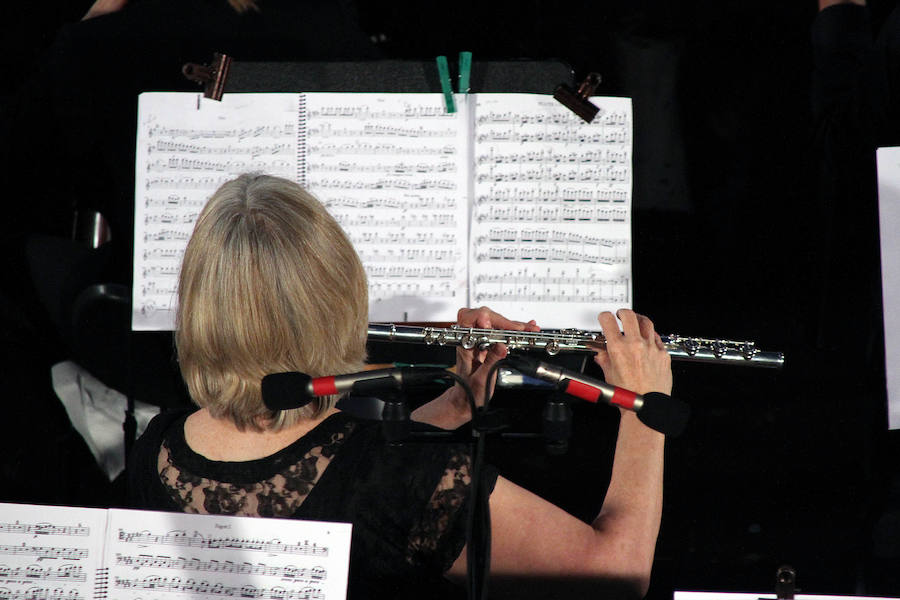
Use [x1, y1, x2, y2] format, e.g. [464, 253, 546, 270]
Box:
[0, 502, 353, 600]
[0, 502, 108, 600]
[105, 509, 351, 600]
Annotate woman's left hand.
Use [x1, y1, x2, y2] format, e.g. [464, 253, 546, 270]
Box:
[410, 306, 538, 429]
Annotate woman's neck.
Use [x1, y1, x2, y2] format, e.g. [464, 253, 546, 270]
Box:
[183, 407, 338, 461]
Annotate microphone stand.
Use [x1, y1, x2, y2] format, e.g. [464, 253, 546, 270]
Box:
[353, 376, 412, 444]
[541, 392, 573, 456]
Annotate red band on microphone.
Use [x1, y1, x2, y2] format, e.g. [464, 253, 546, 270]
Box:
[563, 380, 603, 404]
[312, 376, 338, 397]
[610, 387, 637, 410]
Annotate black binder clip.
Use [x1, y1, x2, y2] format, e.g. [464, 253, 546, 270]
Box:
[553, 72, 601, 123]
[181, 52, 232, 101]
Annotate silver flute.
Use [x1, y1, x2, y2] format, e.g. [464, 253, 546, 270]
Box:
[367, 323, 785, 368]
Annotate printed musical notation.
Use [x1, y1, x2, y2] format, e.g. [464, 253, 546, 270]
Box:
[476, 246, 626, 265]
[472, 269, 631, 305]
[132, 91, 633, 329]
[134, 93, 302, 330]
[105, 509, 350, 600]
[335, 213, 457, 229]
[475, 187, 628, 203]
[0, 563, 86, 583]
[308, 142, 457, 157]
[301, 93, 469, 321]
[0, 504, 107, 600]
[476, 165, 629, 184]
[117, 530, 328, 557]
[144, 194, 206, 209]
[145, 123, 294, 141]
[307, 177, 457, 191]
[146, 157, 291, 174]
[475, 147, 629, 166]
[476, 128, 629, 145]
[115, 554, 326, 581]
[307, 161, 457, 175]
[0, 587, 84, 600]
[365, 265, 456, 280]
[0, 523, 89, 538]
[0, 546, 89, 561]
[370, 280, 457, 301]
[112, 575, 325, 599]
[475, 205, 628, 224]
[475, 107, 630, 127]
[1, 498, 352, 600]
[147, 140, 292, 158]
[466, 94, 633, 324]
[352, 231, 456, 246]
[323, 195, 457, 211]
[357, 248, 459, 264]
[308, 123, 457, 139]
[309, 104, 451, 120]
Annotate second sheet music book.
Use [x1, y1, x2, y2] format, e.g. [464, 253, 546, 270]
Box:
[133, 92, 633, 331]
[0, 502, 352, 600]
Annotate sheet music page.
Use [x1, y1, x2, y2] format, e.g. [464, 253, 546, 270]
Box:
[0, 502, 109, 600]
[877, 147, 900, 429]
[302, 93, 469, 322]
[470, 94, 633, 329]
[105, 508, 352, 600]
[133, 92, 300, 330]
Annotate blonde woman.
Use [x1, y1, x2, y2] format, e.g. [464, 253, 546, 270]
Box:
[129, 174, 672, 599]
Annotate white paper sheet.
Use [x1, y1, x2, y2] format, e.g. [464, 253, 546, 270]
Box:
[877, 146, 900, 429]
[132, 92, 634, 331]
[105, 509, 351, 600]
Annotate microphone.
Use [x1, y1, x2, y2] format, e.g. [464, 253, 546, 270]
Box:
[261, 367, 449, 410]
[503, 356, 690, 437]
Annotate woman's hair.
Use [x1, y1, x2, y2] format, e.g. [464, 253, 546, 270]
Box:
[176, 174, 368, 431]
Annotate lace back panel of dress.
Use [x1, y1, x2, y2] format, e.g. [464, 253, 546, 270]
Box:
[406, 449, 472, 568]
[156, 429, 348, 518]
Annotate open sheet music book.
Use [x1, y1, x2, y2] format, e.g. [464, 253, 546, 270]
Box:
[0, 502, 352, 600]
[133, 92, 633, 331]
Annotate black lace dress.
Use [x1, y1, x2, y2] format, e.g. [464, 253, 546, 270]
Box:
[128, 409, 490, 599]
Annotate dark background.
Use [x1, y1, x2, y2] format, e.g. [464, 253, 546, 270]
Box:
[2, 1, 899, 598]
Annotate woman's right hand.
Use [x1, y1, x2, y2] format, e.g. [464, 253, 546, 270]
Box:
[592, 309, 672, 397]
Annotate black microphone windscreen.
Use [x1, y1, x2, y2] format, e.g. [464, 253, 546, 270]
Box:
[262, 372, 314, 411]
[636, 392, 691, 437]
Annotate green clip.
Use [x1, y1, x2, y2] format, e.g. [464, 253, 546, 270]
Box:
[458, 51, 472, 94]
[436, 55, 456, 113]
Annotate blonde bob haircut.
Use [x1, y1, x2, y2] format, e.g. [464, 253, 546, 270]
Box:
[176, 174, 368, 431]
